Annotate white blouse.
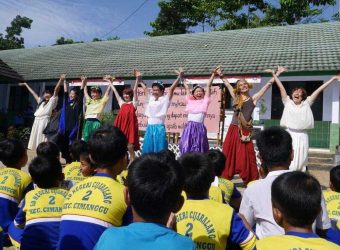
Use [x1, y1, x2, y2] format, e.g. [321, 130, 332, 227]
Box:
[280, 96, 314, 130]
[145, 95, 170, 124]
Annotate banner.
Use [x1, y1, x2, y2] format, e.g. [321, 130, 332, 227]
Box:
[136, 86, 221, 134]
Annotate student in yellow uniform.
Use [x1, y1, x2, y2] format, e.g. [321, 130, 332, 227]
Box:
[176, 152, 256, 250]
[64, 140, 89, 184]
[207, 149, 242, 210]
[58, 126, 130, 250]
[0, 139, 33, 245]
[323, 165, 340, 229]
[13, 156, 68, 250]
[82, 76, 111, 141]
[256, 171, 339, 250]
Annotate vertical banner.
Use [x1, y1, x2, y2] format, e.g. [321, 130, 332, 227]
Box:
[136, 86, 221, 134]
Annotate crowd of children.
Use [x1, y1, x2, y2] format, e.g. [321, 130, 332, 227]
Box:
[0, 125, 339, 249]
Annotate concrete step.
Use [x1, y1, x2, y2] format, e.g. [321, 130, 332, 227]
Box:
[308, 157, 333, 165]
[307, 162, 333, 172]
[308, 152, 334, 159]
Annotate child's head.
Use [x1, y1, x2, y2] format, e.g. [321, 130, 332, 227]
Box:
[90, 86, 102, 100]
[152, 81, 165, 98]
[0, 139, 27, 168]
[88, 125, 127, 173]
[36, 142, 60, 160]
[192, 85, 205, 100]
[256, 126, 292, 169]
[29, 156, 63, 188]
[179, 152, 214, 199]
[207, 149, 225, 177]
[158, 149, 176, 161]
[291, 87, 307, 105]
[330, 165, 340, 192]
[271, 171, 321, 229]
[79, 150, 96, 177]
[70, 140, 87, 162]
[127, 153, 184, 223]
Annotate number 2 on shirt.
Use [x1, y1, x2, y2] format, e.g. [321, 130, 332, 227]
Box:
[82, 190, 92, 201]
[0, 176, 8, 184]
[185, 223, 193, 238]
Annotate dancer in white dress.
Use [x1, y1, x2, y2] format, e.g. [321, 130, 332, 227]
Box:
[268, 67, 340, 171]
[19, 74, 63, 150]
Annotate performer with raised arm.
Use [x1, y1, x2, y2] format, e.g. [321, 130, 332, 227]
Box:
[82, 76, 111, 141]
[217, 66, 285, 184]
[104, 71, 140, 162]
[179, 67, 214, 155]
[267, 67, 340, 171]
[58, 75, 84, 163]
[19, 75, 63, 150]
[140, 71, 182, 154]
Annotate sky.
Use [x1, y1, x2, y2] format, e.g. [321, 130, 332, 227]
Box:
[0, 0, 339, 48]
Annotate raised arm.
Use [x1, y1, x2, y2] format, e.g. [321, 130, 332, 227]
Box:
[104, 75, 122, 106]
[81, 76, 90, 100]
[183, 79, 191, 96]
[309, 74, 340, 104]
[253, 66, 287, 104]
[53, 74, 65, 97]
[63, 78, 67, 93]
[266, 66, 288, 101]
[206, 66, 219, 97]
[18, 82, 40, 103]
[133, 69, 142, 102]
[216, 66, 236, 100]
[168, 68, 184, 100]
[139, 79, 149, 100]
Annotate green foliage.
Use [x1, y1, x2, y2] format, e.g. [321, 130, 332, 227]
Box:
[54, 37, 84, 45]
[0, 15, 33, 50]
[101, 111, 116, 126]
[146, 0, 336, 36]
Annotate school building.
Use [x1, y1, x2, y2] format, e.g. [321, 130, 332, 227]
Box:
[0, 22, 339, 152]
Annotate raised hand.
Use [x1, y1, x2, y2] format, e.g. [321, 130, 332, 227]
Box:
[18, 82, 27, 87]
[103, 75, 115, 82]
[174, 67, 184, 78]
[332, 74, 340, 81]
[60, 74, 66, 80]
[264, 69, 275, 74]
[213, 65, 223, 76]
[276, 66, 287, 74]
[133, 69, 142, 78]
[80, 76, 87, 82]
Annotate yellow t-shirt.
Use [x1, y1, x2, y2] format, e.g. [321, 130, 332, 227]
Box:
[323, 190, 340, 229]
[116, 170, 128, 186]
[181, 188, 223, 203]
[85, 95, 109, 117]
[62, 174, 127, 226]
[176, 199, 255, 250]
[0, 168, 31, 203]
[64, 162, 87, 184]
[23, 187, 68, 223]
[218, 177, 235, 203]
[256, 233, 339, 250]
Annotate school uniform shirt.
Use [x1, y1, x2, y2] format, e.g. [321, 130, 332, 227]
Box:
[323, 190, 340, 229]
[94, 222, 195, 250]
[255, 231, 339, 250]
[211, 176, 242, 204]
[0, 168, 33, 232]
[240, 170, 332, 239]
[176, 199, 256, 250]
[64, 161, 87, 184]
[181, 188, 224, 204]
[14, 187, 68, 250]
[58, 173, 127, 250]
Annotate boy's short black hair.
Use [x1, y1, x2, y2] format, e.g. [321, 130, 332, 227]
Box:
[70, 140, 87, 161]
[272, 171, 321, 228]
[127, 153, 184, 221]
[36, 142, 60, 159]
[179, 152, 215, 198]
[256, 126, 292, 169]
[158, 149, 176, 161]
[29, 156, 62, 188]
[330, 165, 340, 192]
[0, 139, 26, 166]
[207, 149, 226, 177]
[88, 125, 127, 168]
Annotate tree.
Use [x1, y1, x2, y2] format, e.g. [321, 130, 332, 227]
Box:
[0, 15, 33, 50]
[145, 0, 336, 36]
[54, 37, 83, 45]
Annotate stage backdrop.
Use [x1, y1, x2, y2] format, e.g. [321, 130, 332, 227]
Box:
[136, 86, 221, 134]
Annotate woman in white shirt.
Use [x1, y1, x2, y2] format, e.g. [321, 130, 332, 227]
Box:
[268, 67, 340, 171]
